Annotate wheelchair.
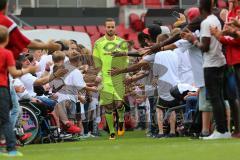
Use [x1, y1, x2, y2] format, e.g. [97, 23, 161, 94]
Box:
[19, 99, 60, 144]
[158, 85, 198, 136]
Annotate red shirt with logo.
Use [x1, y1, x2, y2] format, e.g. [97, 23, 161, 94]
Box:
[0, 48, 16, 87]
[0, 12, 30, 59]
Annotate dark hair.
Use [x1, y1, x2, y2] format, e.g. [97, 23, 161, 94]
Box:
[70, 39, 77, 45]
[16, 60, 22, 70]
[199, 0, 212, 14]
[27, 54, 34, 63]
[34, 39, 42, 43]
[0, 0, 7, 11]
[147, 24, 162, 43]
[137, 32, 150, 48]
[105, 18, 115, 23]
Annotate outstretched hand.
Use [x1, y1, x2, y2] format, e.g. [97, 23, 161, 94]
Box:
[138, 47, 151, 56]
[54, 68, 69, 78]
[27, 65, 39, 74]
[47, 41, 61, 51]
[108, 67, 121, 76]
[105, 51, 128, 57]
[124, 77, 133, 86]
[181, 28, 195, 43]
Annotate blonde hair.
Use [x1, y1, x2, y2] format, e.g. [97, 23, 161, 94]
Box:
[0, 25, 8, 44]
[156, 34, 169, 44]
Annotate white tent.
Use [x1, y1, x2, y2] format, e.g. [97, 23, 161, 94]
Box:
[21, 29, 92, 51]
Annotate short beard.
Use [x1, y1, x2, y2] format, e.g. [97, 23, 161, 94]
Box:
[106, 32, 114, 37]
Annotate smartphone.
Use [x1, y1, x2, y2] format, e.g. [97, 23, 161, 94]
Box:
[172, 11, 180, 19]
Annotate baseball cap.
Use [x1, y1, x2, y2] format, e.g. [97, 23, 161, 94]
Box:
[187, 7, 200, 23]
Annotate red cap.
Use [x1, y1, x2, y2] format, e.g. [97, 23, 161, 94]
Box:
[187, 7, 200, 22]
[143, 28, 150, 35]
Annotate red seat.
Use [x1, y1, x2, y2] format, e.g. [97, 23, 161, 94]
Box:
[116, 25, 127, 38]
[22, 26, 34, 30]
[165, 0, 178, 5]
[130, 0, 142, 5]
[85, 25, 98, 36]
[132, 19, 144, 32]
[145, 0, 161, 8]
[117, 0, 128, 5]
[129, 13, 142, 31]
[218, 0, 227, 8]
[97, 25, 106, 36]
[128, 33, 140, 49]
[61, 26, 73, 31]
[91, 33, 101, 46]
[36, 25, 47, 29]
[129, 13, 139, 25]
[73, 26, 85, 32]
[48, 26, 60, 29]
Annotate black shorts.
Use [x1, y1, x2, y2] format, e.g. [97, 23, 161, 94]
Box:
[157, 97, 179, 109]
[0, 87, 12, 125]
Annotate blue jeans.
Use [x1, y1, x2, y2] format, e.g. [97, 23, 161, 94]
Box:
[36, 96, 56, 111]
[9, 81, 21, 129]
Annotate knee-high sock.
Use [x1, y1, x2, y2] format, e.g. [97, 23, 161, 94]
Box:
[117, 106, 125, 123]
[105, 111, 115, 134]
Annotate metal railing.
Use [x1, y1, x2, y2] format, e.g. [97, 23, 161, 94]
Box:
[15, 0, 108, 9]
[9, 14, 32, 27]
[14, 0, 199, 10]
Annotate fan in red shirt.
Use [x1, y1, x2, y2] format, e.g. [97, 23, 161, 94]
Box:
[0, 0, 63, 145]
[0, 25, 38, 157]
[0, 1, 61, 59]
[0, 47, 15, 87]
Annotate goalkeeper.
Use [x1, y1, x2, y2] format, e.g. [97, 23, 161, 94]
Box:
[93, 18, 129, 140]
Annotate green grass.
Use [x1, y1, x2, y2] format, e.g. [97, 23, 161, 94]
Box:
[2, 131, 240, 160]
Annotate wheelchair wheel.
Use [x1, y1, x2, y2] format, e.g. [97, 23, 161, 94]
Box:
[20, 105, 40, 145]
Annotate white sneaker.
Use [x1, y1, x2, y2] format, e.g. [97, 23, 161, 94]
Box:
[203, 131, 232, 140]
[59, 133, 72, 139]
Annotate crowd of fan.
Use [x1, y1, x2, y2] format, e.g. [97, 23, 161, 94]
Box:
[1, 0, 240, 157]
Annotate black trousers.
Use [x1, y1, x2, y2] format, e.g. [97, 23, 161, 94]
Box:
[204, 66, 228, 133]
[0, 87, 16, 151]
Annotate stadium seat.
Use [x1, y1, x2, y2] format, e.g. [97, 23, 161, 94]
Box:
[90, 33, 101, 45]
[97, 25, 105, 36]
[133, 19, 144, 32]
[36, 25, 48, 29]
[130, 0, 142, 5]
[117, 0, 128, 5]
[116, 24, 128, 38]
[165, 0, 178, 5]
[22, 26, 34, 30]
[128, 33, 140, 49]
[129, 13, 139, 25]
[129, 13, 144, 31]
[61, 26, 73, 31]
[73, 26, 86, 32]
[218, 0, 227, 8]
[85, 25, 98, 36]
[48, 25, 60, 29]
[145, 0, 161, 8]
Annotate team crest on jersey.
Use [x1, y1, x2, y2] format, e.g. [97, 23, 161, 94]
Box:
[103, 41, 128, 52]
